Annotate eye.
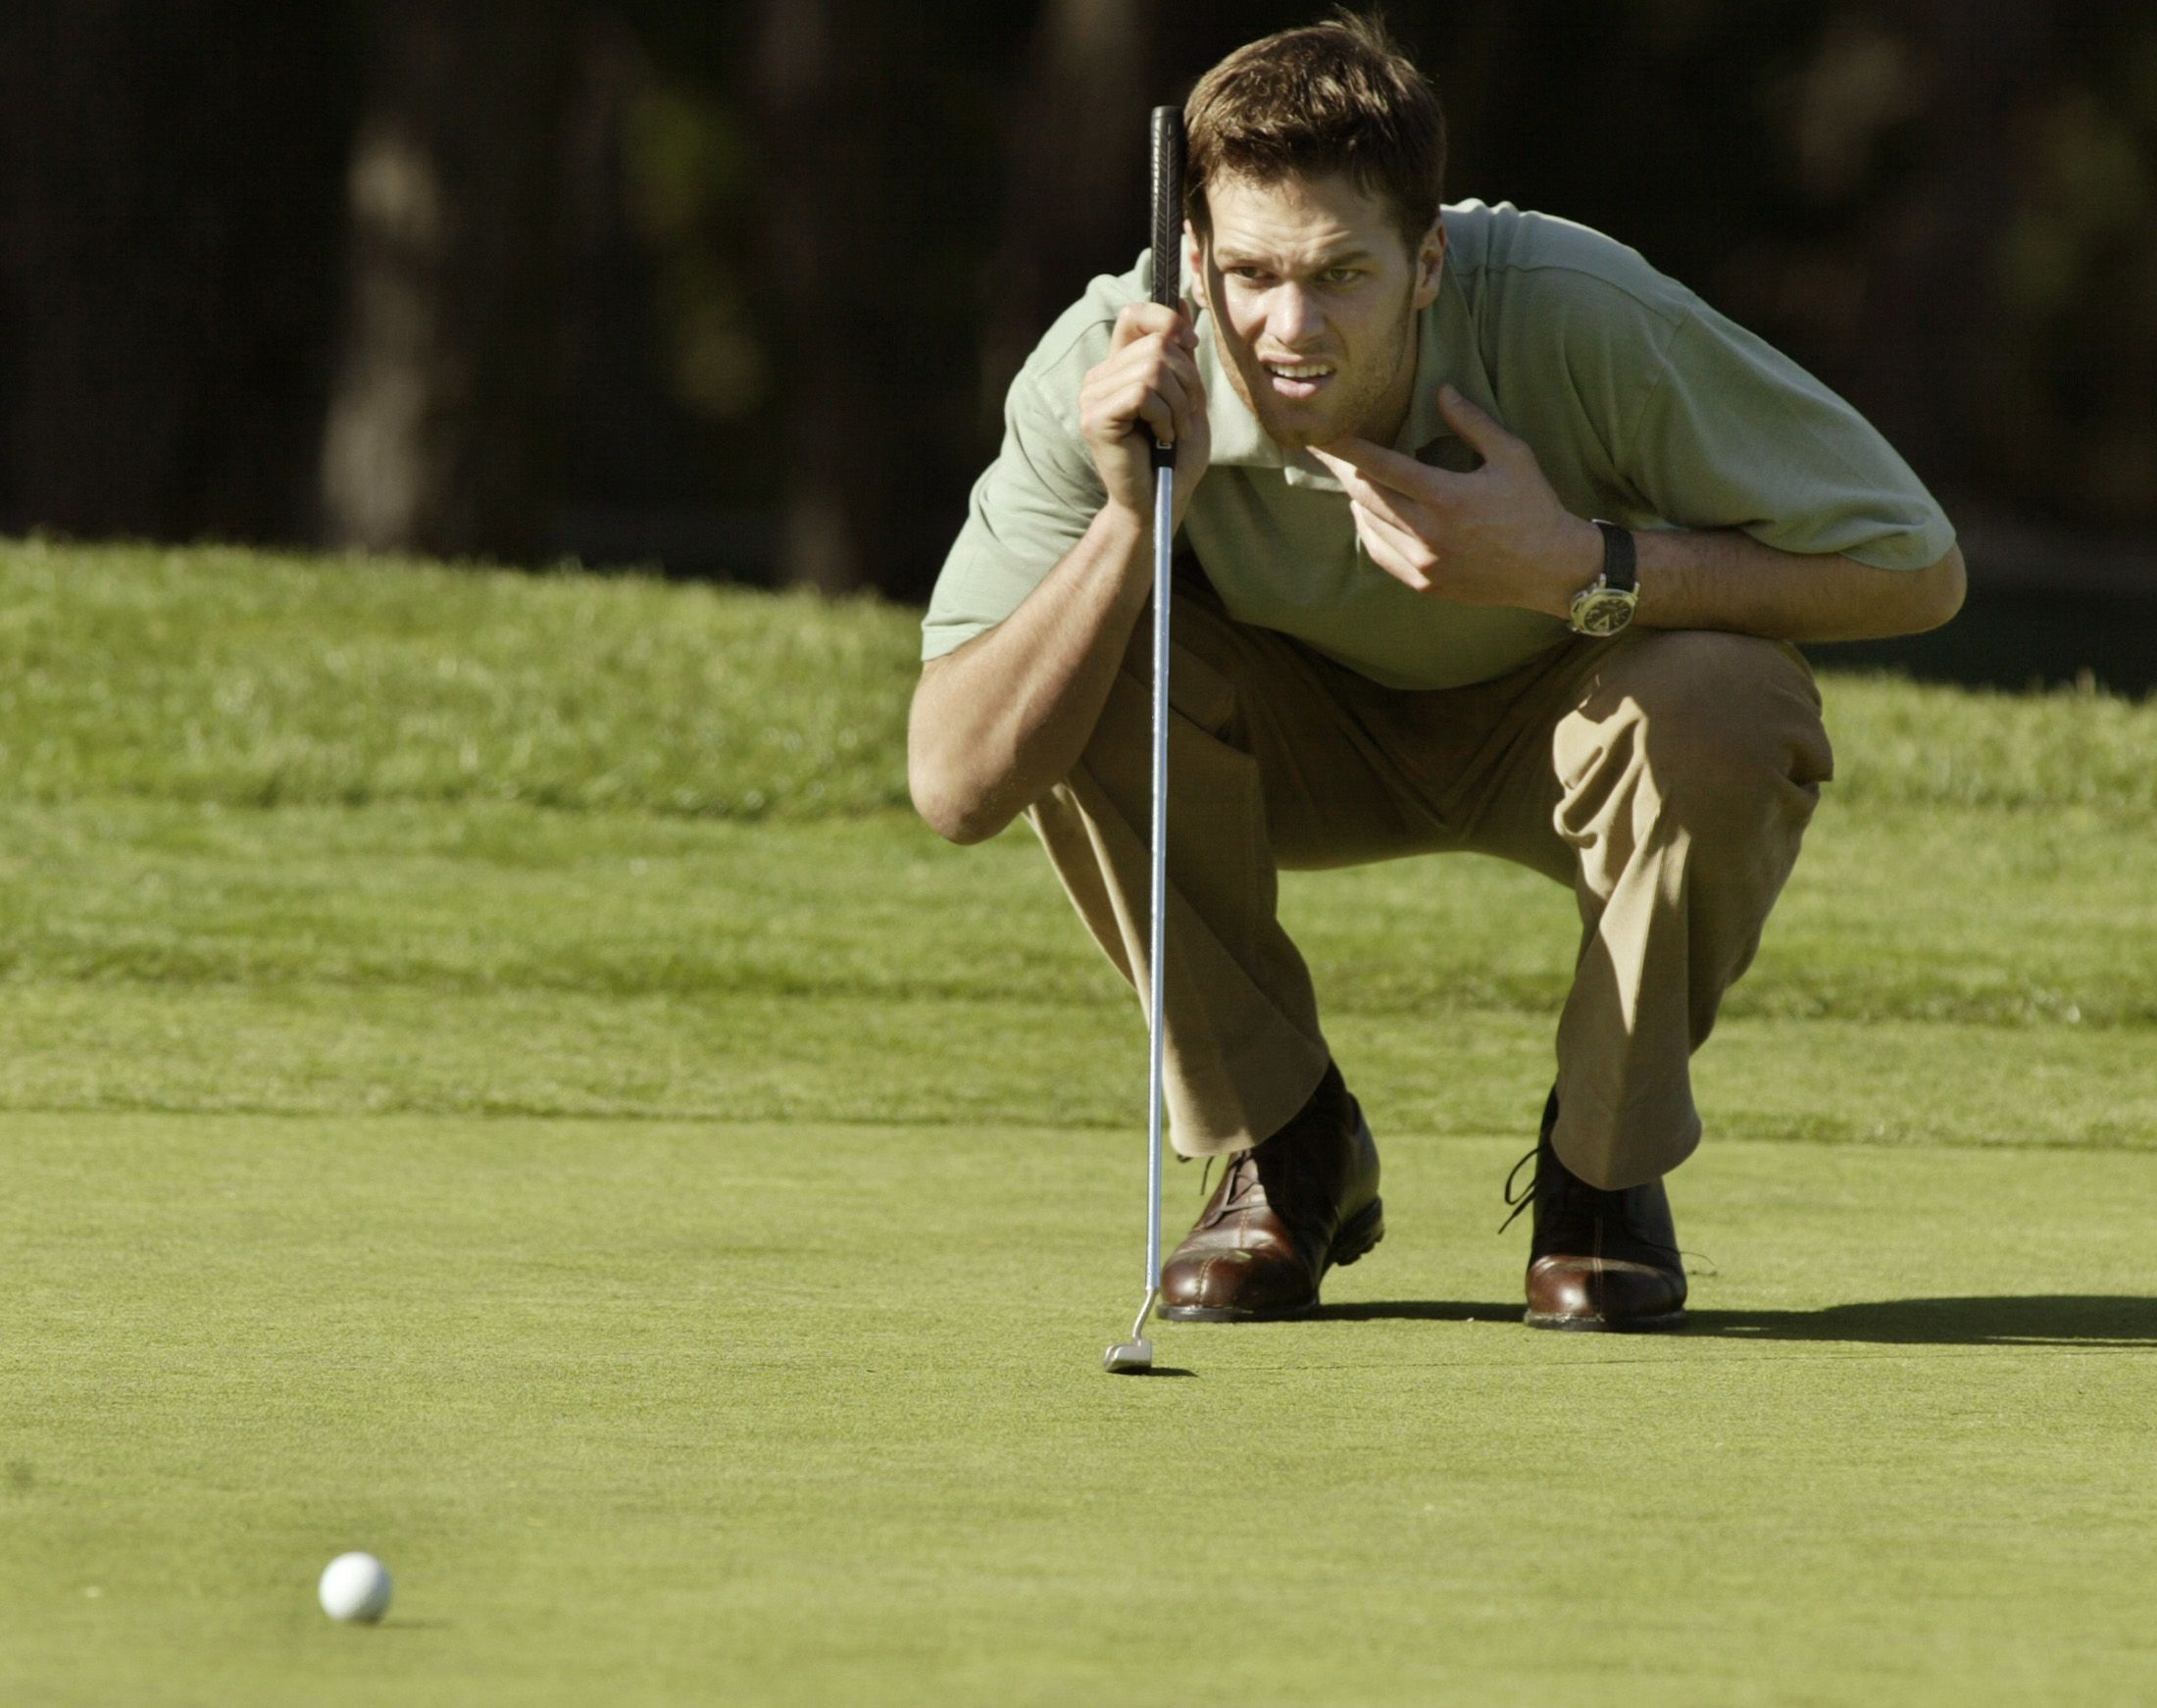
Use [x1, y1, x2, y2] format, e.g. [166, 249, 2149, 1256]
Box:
[1320, 267, 1360, 285]
[1228, 266, 1271, 282]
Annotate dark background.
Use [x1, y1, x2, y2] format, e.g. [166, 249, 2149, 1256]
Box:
[2, 1, 2152, 689]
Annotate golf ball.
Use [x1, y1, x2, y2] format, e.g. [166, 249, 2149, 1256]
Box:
[318, 1552, 392, 1624]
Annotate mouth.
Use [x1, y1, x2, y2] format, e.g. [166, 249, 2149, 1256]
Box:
[1259, 358, 1335, 402]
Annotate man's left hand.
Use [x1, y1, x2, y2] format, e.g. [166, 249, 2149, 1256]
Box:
[1311, 385, 1602, 617]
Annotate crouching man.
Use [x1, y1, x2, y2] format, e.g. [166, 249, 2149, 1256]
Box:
[908, 16, 1962, 1330]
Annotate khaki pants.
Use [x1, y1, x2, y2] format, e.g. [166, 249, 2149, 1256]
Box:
[1023, 570, 1833, 1190]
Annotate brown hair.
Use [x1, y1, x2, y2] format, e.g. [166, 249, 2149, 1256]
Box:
[1184, 11, 1446, 253]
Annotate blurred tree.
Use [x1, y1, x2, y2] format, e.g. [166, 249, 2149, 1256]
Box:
[739, 0, 1028, 597]
[0, 0, 356, 545]
[740, 0, 918, 595]
[980, 0, 1154, 423]
[1843, 3, 2048, 498]
[1987, 2, 2157, 527]
[320, 0, 578, 561]
[550, 18, 763, 578]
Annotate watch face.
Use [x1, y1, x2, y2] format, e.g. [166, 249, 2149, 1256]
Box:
[1573, 587, 1638, 636]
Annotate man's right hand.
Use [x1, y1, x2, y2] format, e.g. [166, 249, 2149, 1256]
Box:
[1078, 300, 1211, 526]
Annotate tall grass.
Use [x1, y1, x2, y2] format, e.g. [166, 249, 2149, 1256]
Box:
[2, 535, 2149, 820]
[0, 538, 916, 818]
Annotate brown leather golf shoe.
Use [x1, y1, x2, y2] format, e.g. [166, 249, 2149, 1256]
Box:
[1507, 1089, 1687, 1332]
[1159, 1062, 1383, 1322]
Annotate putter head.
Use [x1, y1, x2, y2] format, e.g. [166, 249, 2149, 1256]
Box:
[1102, 1336, 1154, 1374]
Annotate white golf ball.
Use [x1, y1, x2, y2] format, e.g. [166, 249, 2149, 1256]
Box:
[318, 1552, 393, 1624]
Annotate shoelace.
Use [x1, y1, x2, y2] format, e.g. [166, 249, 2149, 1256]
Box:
[1192, 1145, 1337, 1249]
[1195, 1149, 1264, 1219]
[1495, 1142, 1689, 1270]
[1496, 1144, 1542, 1235]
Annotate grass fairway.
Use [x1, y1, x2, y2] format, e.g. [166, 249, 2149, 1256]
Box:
[3, 540, 2154, 1704]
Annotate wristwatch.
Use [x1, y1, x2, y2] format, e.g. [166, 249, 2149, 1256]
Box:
[1567, 520, 1639, 636]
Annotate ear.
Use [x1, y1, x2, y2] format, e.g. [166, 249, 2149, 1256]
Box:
[1183, 222, 1209, 313]
[1411, 216, 1447, 312]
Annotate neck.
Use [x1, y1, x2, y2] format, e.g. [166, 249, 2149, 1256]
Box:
[1365, 350, 1418, 447]
[1359, 293, 1426, 448]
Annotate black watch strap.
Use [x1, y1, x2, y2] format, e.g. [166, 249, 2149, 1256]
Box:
[1591, 520, 1636, 594]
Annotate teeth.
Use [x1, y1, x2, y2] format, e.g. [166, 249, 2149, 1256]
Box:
[1268, 363, 1330, 378]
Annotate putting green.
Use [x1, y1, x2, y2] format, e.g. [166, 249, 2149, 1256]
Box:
[3, 1111, 2152, 1705]
[4, 542, 2153, 1700]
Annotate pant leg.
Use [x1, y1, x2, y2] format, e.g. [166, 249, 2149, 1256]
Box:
[1022, 575, 1444, 1158]
[1454, 628, 1835, 1189]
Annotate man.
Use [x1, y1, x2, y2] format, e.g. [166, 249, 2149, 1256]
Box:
[908, 16, 1962, 1331]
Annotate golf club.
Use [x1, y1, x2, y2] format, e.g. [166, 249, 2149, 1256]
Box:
[1103, 103, 1185, 1377]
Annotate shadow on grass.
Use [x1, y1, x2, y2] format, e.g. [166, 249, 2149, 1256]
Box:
[1308, 1296, 2157, 1345]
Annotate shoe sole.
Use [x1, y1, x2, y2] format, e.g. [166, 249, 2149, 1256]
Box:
[1158, 1197, 1385, 1323]
[1522, 1306, 1688, 1333]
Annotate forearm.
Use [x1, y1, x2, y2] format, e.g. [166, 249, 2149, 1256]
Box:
[908, 505, 1153, 844]
[1608, 525, 1966, 642]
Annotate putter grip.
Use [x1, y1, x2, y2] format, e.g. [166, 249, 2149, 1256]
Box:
[1149, 105, 1185, 472]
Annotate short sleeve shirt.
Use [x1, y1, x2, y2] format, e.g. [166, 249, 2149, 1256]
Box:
[923, 200, 1955, 690]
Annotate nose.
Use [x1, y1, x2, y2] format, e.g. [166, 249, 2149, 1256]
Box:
[1267, 283, 1321, 348]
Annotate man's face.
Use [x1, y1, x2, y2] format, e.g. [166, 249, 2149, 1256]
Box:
[1188, 171, 1445, 452]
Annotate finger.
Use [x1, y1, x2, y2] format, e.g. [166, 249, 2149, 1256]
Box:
[1149, 370, 1192, 446]
[1349, 499, 1435, 593]
[1129, 380, 1178, 446]
[1140, 348, 1200, 444]
[1110, 300, 1191, 356]
[1084, 370, 1178, 446]
[1312, 453, 1435, 540]
[1168, 350, 1210, 434]
[1351, 504, 1430, 593]
[1165, 371, 1204, 447]
[1312, 435, 1445, 502]
[1436, 384, 1518, 461]
[1097, 331, 1198, 406]
[1086, 343, 1195, 444]
[1139, 339, 1208, 443]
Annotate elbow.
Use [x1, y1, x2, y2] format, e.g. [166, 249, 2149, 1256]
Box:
[912, 779, 1000, 846]
[906, 656, 1026, 844]
[907, 748, 1010, 846]
[1904, 542, 1967, 634]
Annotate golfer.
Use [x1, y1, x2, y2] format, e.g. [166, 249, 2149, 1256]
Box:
[908, 15, 1963, 1331]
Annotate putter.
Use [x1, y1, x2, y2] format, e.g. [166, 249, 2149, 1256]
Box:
[1104, 104, 1185, 1377]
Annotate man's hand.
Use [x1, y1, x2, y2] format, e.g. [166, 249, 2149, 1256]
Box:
[1078, 301, 1211, 527]
[1310, 385, 1600, 616]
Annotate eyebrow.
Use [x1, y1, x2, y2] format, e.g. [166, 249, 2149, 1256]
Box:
[1214, 247, 1377, 270]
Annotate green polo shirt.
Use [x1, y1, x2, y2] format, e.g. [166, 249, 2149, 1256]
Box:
[923, 200, 1954, 690]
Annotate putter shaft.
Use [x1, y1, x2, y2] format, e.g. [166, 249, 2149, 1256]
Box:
[1107, 103, 1183, 1375]
[1144, 461, 1172, 1294]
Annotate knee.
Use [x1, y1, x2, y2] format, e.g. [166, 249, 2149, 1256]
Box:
[1630, 632, 1832, 814]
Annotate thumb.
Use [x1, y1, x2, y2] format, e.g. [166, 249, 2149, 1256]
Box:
[1437, 384, 1514, 460]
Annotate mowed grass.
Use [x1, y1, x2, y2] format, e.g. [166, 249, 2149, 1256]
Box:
[2, 538, 2154, 1706]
